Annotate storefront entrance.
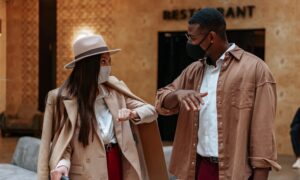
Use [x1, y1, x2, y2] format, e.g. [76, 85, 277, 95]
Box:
[157, 29, 265, 141]
[38, 0, 57, 111]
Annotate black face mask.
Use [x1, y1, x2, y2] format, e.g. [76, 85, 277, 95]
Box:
[186, 32, 211, 61]
[186, 42, 206, 61]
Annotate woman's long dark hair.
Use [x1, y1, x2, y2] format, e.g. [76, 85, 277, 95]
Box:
[55, 54, 101, 147]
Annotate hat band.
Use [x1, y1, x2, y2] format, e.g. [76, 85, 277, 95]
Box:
[75, 47, 109, 59]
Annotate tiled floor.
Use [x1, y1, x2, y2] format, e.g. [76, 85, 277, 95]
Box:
[269, 155, 300, 180]
[0, 135, 300, 179]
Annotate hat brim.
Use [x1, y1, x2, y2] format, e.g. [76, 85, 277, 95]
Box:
[64, 48, 121, 69]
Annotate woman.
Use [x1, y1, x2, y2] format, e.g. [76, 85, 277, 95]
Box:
[37, 35, 157, 180]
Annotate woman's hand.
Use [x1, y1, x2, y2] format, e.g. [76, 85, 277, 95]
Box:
[50, 166, 68, 180]
[117, 108, 139, 121]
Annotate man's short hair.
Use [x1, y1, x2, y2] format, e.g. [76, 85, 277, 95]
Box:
[189, 8, 227, 40]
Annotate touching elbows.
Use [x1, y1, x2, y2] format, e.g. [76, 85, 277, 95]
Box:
[132, 104, 158, 125]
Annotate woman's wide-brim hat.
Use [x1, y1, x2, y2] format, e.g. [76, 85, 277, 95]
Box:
[64, 35, 121, 69]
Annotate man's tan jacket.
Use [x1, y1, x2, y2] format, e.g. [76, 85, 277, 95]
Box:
[156, 46, 281, 180]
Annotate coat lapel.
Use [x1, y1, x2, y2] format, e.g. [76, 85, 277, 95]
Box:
[63, 99, 78, 127]
[49, 99, 77, 169]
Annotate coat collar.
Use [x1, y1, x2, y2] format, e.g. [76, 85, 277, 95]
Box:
[63, 99, 77, 128]
[228, 45, 244, 61]
[198, 44, 244, 63]
[105, 76, 145, 102]
[59, 87, 78, 127]
[49, 93, 77, 169]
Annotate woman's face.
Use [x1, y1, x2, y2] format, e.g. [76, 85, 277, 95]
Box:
[100, 53, 111, 66]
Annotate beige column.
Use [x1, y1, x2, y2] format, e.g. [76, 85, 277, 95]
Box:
[0, 0, 6, 112]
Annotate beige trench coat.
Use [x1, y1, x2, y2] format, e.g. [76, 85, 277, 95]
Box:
[38, 76, 159, 180]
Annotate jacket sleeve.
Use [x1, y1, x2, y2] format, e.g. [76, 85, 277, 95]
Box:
[248, 62, 281, 171]
[155, 66, 190, 116]
[56, 144, 72, 171]
[37, 91, 55, 180]
[125, 96, 158, 125]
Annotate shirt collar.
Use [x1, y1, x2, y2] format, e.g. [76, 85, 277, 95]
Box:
[203, 43, 236, 66]
[219, 43, 236, 61]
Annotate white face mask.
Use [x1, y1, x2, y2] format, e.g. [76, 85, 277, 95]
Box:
[98, 66, 111, 84]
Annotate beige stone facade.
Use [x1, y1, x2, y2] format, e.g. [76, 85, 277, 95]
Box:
[6, 0, 38, 114]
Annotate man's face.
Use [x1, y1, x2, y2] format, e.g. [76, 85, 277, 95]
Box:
[187, 24, 210, 49]
[100, 52, 111, 66]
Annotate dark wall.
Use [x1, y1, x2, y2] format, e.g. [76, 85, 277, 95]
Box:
[39, 0, 56, 111]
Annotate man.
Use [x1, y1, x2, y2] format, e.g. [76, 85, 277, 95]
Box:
[290, 108, 300, 168]
[155, 8, 281, 180]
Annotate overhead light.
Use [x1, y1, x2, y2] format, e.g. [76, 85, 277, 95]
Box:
[72, 27, 95, 44]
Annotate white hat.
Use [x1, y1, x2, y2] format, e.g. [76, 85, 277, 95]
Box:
[64, 35, 121, 69]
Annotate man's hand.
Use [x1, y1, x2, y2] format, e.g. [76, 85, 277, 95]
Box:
[175, 90, 208, 111]
[50, 166, 68, 180]
[117, 108, 139, 121]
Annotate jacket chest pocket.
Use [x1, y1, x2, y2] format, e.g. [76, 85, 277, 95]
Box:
[231, 84, 255, 109]
[69, 164, 84, 175]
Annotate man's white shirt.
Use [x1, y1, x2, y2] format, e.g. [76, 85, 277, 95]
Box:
[197, 43, 235, 157]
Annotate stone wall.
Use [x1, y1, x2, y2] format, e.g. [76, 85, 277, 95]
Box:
[6, 0, 39, 114]
[56, 0, 114, 85]
[0, 0, 6, 112]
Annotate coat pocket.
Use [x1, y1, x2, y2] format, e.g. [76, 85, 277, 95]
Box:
[231, 83, 255, 109]
[69, 164, 84, 175]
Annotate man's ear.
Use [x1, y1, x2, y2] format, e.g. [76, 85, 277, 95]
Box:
[209, 31, 217, 43]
